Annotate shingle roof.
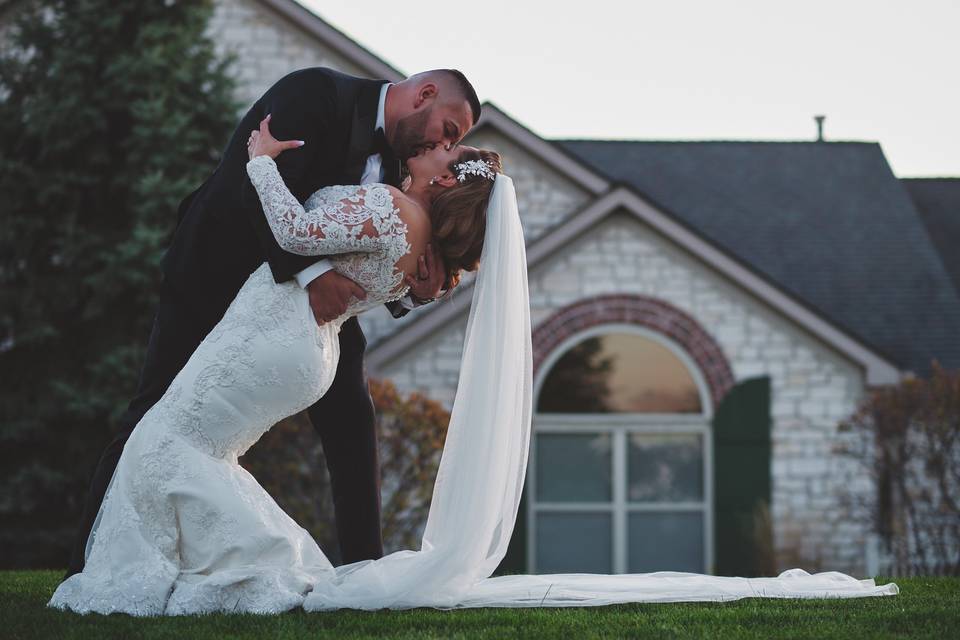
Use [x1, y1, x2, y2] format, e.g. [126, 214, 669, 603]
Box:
[902, 178, 960, 298]
[556, 139, 960, 377]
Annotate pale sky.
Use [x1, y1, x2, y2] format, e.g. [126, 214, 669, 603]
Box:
[302, 0, 959, 177]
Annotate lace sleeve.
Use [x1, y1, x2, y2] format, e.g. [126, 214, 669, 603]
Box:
[245, 154, 407, 257]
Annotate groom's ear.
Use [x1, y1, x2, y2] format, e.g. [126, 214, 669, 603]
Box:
[414, 82, 438, 109]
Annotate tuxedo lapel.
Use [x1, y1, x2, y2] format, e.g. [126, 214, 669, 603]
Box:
[344, 79, 389, 184]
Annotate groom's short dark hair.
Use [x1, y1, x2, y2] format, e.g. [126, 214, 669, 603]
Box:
[440, 69, 482, 125]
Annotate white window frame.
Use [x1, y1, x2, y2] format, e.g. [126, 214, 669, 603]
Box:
[527, 323, 715, 575]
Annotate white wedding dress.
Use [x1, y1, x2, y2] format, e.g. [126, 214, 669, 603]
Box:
[48, 158, 898, 616]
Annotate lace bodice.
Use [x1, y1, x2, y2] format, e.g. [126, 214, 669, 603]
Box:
[246, 155, 412, 317]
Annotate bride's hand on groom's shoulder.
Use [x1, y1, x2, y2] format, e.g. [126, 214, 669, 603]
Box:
[246, 114, 305, 161]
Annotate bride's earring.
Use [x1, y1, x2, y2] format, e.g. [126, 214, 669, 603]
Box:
[429, 177, 436, 186]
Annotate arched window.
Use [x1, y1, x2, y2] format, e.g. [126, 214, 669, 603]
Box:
[528, 325, 714, 574]
[538, 332, 703, 414]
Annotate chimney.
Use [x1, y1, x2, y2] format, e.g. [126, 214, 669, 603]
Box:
[814, 115, 826, 142]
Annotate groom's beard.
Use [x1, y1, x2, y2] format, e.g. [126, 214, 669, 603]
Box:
[391, 106, 432, 160]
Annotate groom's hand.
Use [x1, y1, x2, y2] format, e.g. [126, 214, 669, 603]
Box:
[404, 242, 446, 302]
[306, 270, 367, 325]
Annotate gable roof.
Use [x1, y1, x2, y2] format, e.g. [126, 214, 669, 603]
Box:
[556, 140, 960, 378]
[902, 177, 960, 298]
[367, 184, 904, 385]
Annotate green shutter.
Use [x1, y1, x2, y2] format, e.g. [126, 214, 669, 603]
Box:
[712, 375, 773, 577]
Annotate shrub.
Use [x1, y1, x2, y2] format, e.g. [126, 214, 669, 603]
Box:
[835, 360, 960, 576]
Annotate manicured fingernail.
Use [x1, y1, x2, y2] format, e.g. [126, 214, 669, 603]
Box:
[297, 140, 305, 146]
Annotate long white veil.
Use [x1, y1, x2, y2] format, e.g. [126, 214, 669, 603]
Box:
[302, 174, 898, 611]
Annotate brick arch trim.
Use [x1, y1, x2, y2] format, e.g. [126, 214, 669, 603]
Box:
[532, 294, 736, 409]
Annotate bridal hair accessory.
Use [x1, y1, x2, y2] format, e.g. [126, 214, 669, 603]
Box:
[455, 159, 496, 183]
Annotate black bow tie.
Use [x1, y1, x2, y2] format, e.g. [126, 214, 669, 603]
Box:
[371, 127, 401, 186]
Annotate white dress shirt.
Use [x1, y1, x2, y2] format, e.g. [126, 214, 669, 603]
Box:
[292, 82, 414, 311]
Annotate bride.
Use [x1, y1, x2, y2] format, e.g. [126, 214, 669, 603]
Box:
[48, 119, 898, 616]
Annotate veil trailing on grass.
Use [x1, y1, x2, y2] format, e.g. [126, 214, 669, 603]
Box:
[302, 174, 899, 611]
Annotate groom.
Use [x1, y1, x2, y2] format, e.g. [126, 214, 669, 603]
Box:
[64, 67, 482, 579]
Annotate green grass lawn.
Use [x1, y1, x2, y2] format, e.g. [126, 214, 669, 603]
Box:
[1, 570, 951, 639]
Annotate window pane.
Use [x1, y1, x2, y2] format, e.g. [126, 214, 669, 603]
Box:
[535, 433, 612, 502]
[628, 512, 704, 573]
[536, 512, 612, 573]
[538, 334, 702, 414]
[628, 433, 704, 502]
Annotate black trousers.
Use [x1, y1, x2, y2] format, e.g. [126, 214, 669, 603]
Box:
[65, 273, 384, 577]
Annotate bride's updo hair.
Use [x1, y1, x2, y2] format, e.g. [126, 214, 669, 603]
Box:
[431, 147, 503, 291]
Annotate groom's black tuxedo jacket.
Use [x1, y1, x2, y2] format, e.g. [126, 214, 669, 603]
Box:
[160, 67, 407, 318]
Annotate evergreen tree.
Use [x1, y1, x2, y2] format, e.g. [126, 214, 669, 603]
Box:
[0, 0, 239, 568]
